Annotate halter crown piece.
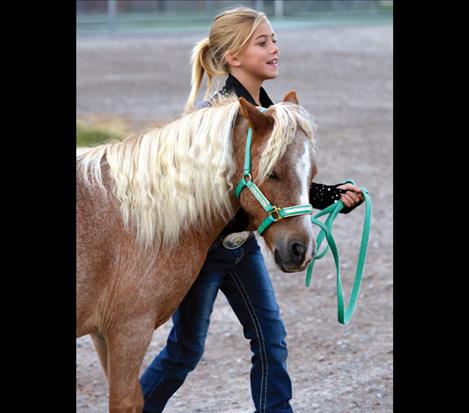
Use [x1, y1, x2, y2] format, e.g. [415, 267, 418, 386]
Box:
[234, 106, 373, 324]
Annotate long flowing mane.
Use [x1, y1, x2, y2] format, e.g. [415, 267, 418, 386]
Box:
[77, 93, 316, 251]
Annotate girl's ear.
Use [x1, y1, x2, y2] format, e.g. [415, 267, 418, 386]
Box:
[238, 97, 274, 136]
[282, 90, 299, 104]
[225, 51, 241, 68]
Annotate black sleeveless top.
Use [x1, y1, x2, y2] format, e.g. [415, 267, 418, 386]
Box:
[198, 74, 353, 236]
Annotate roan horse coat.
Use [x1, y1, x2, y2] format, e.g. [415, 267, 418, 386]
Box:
[77, 91, 317, 412]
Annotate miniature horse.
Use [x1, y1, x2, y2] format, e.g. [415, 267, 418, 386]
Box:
[77, 91, 317, 412]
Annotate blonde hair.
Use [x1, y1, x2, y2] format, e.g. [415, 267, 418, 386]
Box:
[184, 6, 268, 114]
[77, 95, 316, 252]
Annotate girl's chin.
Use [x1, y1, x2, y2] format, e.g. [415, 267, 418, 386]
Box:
[263, 70, 279, 79]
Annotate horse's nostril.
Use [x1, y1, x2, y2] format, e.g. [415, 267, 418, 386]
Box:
[291, 241, 305, 258]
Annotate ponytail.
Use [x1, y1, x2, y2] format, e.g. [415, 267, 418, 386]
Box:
[184, 38, 211, 114]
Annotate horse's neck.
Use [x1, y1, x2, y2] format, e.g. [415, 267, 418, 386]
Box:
[188, 194, 241, 249]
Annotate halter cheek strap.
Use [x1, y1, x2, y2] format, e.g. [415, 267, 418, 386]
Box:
[234, 107, 314, 235]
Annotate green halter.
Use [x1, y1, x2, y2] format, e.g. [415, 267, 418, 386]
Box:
[234, 108, 314, 235]
[234, 106, 372, 324]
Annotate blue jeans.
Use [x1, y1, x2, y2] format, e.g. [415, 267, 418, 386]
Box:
[140, 234, 293, 413]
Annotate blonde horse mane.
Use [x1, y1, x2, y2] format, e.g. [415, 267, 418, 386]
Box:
[77, 93, 316, 251]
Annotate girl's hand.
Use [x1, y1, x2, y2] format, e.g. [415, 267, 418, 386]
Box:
[336, 183, 364, 209]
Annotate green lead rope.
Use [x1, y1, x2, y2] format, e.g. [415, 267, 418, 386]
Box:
[305, 179, 373, 325]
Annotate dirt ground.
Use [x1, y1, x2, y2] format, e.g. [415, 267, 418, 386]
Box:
[77, 23, 393, 413]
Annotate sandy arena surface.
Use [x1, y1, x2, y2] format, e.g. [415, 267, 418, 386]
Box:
[77, 22, 393, 413]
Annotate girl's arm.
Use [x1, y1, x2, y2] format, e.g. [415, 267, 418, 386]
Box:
[310, 182, 364, 214]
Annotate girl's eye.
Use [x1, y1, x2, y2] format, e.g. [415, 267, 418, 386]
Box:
[258, 39, 278, 47]
[269, 172, 279, 180]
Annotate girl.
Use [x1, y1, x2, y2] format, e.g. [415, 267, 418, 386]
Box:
[140, 7, 363, 413]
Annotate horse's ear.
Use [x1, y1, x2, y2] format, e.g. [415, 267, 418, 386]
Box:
[282, 90, 299, 104]
[238, 97, 273, 137]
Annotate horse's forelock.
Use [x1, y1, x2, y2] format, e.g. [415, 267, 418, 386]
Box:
[257, 102, 316, 184]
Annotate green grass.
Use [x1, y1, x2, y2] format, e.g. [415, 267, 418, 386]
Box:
[76, 122, 120, 147]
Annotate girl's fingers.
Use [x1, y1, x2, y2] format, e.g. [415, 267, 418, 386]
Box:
[348, 191, 360, 203]
[341, 193, 353, 207]
[341, 191, 361, 207]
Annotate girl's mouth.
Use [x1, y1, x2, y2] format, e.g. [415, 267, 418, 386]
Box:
[266, 58, 279, 67]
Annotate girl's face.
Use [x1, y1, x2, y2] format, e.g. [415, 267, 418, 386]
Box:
[231, 20, 279, 81]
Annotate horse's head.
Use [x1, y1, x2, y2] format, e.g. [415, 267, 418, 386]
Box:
[233, 92, 317, 273]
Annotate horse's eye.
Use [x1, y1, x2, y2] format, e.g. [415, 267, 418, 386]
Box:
[268, 172, 279, 180]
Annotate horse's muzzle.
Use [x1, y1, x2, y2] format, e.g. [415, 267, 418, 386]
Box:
[274, 239, 314, 273]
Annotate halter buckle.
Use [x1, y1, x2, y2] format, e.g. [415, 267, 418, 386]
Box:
[271, 206, 283, 222]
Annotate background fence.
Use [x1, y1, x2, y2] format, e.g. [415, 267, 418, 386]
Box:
[77, 0, 393, 36]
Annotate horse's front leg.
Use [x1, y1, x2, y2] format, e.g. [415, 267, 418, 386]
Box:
[106, 319, 155, 413]
[90, 333, 109, 378]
